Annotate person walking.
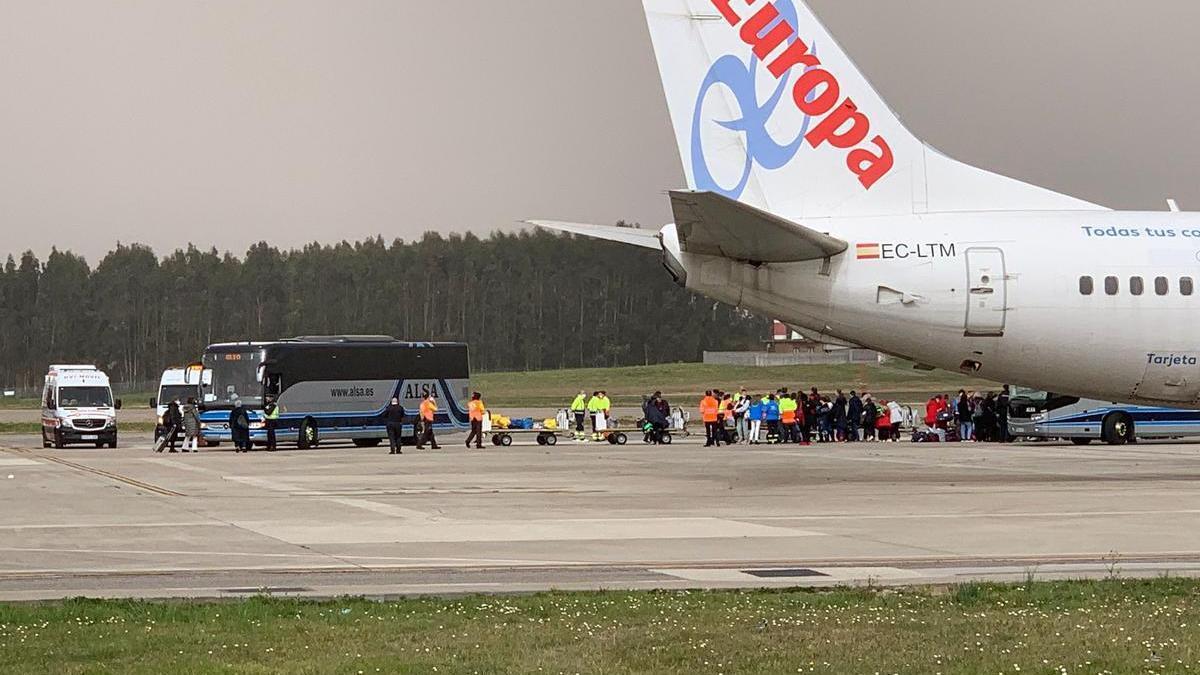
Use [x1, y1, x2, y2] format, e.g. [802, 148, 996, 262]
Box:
[230, 401, 251, 453]
[263, 395, 280, 451]
[416, 393, 440, 450]
[162, 399, 182, 452]
[570, 391, 588, 441]
[700, 390, 721, 447]
[182, 397, 201, 452]
[465, 392, 486, 450]
[384, 397, 406, 454]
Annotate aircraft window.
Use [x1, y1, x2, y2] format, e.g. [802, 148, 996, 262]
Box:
[1129, 276, 1144, 296]
[1156, 277, 1169, 296]
[1104, 276, 1119, 296]
[1182, 277, 1195, 296]
[1079, 276, 1094, 295]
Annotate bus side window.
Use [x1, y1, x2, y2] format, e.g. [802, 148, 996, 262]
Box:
[1182, 277, 1195, 296]
[1079, 276, 1094, 295]
[1129, 276, 1144, 296]
[1155, 276, 1169, 296]
[1104, 276, 1119, 296]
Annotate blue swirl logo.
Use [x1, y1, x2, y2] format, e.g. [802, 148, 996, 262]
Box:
[690, 0, 816, 200]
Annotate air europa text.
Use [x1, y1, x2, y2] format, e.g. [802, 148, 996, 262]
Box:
[711, 0, 894, 189]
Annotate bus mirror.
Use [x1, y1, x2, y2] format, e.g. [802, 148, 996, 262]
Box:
[149, 397, 157, 409]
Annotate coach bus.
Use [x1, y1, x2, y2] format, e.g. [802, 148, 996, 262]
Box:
[195, 336, 470, 448]
[1007, 387, 1200, 446]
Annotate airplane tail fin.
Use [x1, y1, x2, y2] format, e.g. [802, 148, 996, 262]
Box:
[642, 0, 1105, 217]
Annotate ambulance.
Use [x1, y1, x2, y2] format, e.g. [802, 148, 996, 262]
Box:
[41, 365, 121, 448]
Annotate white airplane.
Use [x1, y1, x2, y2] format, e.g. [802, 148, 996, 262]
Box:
[531, 0, 1200, 424]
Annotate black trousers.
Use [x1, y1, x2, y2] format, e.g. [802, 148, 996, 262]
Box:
[266, 420, 277, 449]
[386, 425, 403, 452]
[418, 419, 438, 448]
[466, 420, 483, 448]
[574, 412, 585, 432]
[704, 421, 721, 446]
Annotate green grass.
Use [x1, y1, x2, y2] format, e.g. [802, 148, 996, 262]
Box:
[2, 579, 1199, 673]
[477, 361, 995, 407]
[0, 422, 156, 435]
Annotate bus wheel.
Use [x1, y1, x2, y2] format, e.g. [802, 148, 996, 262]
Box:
[1070, 438, 1093, 446]
[1102, 413, 1133, 446]
[353, 438, 381, 448]
[299, 419, 319, 449]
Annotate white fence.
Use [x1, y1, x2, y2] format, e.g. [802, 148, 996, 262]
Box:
[704, 350, 881, 367]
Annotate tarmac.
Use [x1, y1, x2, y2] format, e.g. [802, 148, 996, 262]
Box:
[2, 429, 1200, 601]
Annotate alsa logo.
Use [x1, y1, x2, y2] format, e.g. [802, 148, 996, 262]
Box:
[857, 242, 956, 261]
[693, 0, 894, 199]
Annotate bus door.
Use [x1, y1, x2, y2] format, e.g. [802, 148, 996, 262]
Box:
[964, 247, 1008, 337]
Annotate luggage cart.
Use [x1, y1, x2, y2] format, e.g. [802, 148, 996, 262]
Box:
[490, 429, 563, 447]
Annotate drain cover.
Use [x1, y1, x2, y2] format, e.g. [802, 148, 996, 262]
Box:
[742, 568, 830, 579]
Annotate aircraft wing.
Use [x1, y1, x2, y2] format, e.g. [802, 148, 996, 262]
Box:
[526, 220, 661, 250]
[669, 191, 847, 263]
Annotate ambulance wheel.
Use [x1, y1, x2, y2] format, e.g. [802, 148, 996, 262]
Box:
[41, 430, 50, 448]
[1070, 438, 1093, 446]
[53, 430, 65, 449]
[1102, 413, 1133, 446]
[660, 432, 673, 445]
[544, 433, 558, 446]
[536, 435, 547, 446]
[298, 418, 319, 449]
[499, 434, 513, 447]
[615, 433, 628, 446]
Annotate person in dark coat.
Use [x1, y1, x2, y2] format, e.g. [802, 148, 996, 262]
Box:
[644, 394, 669, 444]
[230, 402, 251, 453]
[163, 399, 183, 452]
[996, 385, 1011, 443]
[861, 393, 878, 441]
[384, 397, 406, 455]
[847, 391, 864, 442]
[832, 390, 848, 442]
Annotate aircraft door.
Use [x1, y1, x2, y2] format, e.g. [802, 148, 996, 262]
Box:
[964, 247, 1008, 337]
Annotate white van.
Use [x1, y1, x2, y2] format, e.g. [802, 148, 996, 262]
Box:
[41, 365, 121, 449]
[151, 367, 201, 442]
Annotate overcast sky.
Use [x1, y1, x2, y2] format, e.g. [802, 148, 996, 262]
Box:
[2, 1, 1198, 261]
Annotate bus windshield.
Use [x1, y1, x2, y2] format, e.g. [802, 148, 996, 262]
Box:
[202, 351, 264, 409]
[1009, 388, 1080, 418]
[58, 386, 113, 408]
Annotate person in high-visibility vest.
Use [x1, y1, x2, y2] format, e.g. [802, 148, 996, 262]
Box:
[264, 395, 280, 451]
[721, 394, 736, 444]
[699, 390, 721, 447]
[586, 392, 602, 440]
[570, 391, 587, 440]
[779, 395, 798, 444]
[416, 392, 440, 450]
[465, 392, 485, 450]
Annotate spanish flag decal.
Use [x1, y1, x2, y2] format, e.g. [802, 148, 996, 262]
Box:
[856, 243, 881, 260]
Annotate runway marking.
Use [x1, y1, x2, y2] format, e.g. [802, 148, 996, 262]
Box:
[0, 521, 214, 531]
[39, 456, 184, 497]
[231, 517, 825, 546]
[323, 497, 434, 521]
[750, 509, 1200, 522]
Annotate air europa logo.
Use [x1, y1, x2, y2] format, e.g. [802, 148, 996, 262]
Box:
[693, 0, 894, 197]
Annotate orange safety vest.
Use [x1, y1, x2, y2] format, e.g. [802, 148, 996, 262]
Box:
[420, 398, 437, 421]
[700, 396, 719, 423]
[468, 399, 485, 422]
[722, 400, 734, 419]
[781, 407, 796, 425]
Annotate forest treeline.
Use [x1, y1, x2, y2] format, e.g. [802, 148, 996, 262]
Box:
[0, 228, 768, 389]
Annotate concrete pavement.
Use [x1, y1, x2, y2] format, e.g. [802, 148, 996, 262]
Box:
[2, 431, 1200, 600]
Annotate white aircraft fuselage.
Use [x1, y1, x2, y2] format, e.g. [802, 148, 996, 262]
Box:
[669, 210, 1200, 406]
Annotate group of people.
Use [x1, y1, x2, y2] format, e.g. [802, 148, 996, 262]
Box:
[383, 391, 458, 454]
[697, 388, 908, 446]
[569, 391, 617, 441]
[922, 386, 1012, 443]
[155, 397, 203, 452]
